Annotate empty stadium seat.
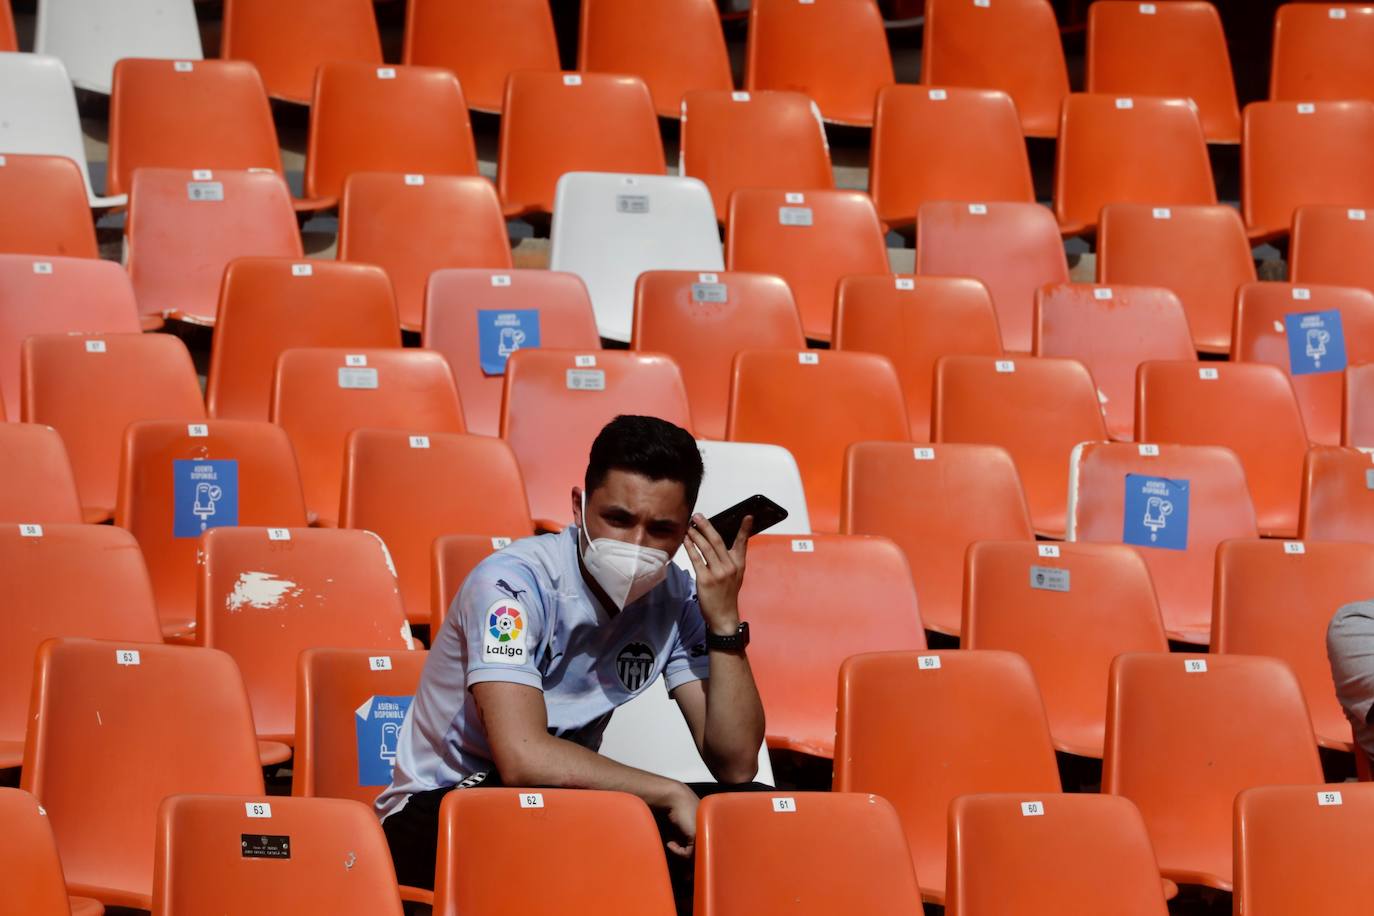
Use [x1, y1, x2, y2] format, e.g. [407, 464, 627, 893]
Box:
[0, 154, 97, 258]
[841, 442, 1033, 636]
[21, 333, 205, 523]
[422, 269, 600, 436]
[1103, 652, 1323, 890]
[1292, 204, 1374, 293]
[744, 0, 894, 126]
[220, 0, 382, 105]
[1270, 3, 1374, 102]
[922, 0, 1069, 138]
[1055, 94, 1217, 236]
[1137, 360, 1309, 537]
[271, 348, 465, 527]
[680, 89, 834, 222]
[0, 424, 83, 524]
[1346, 364, 1374, 448]
[1033, 283, 1195, 441]
[207, 258, 401, 422]
[688, 439, 813, 536]
[933, 355, 1107, 538]
[549, 173, 722, 344]
[500, 349, 693, 528]
[726, 188, 889, 342]
[1298, 445, 1374, 542]
[432, 535, 520, 629]
[834, 650, 1061, 904]
[35, 0, 202, 95]
[1097, 203, 1258, 353]
[632, 270, 805, 440]
[0, 787, 96, 916]
[869, 86, 1034, 228]
[1085, 0, 1240, 143]
[125, 168, 303, 326]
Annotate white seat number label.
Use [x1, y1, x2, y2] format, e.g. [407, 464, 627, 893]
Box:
[369, 656, 393, 671]
[918, 655, 942, 670]
[116, 649, 141, 666]
[1185, 659, 1208, 673]
[520, 793, 545, 808]
[772, 797, 797, 812]
[1021, 801, 1044, 816]
[246, 802, 272, 818]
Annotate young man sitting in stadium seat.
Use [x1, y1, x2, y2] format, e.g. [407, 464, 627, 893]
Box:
[1329, 602, 1374, 769]
[377, 415, 766, 889]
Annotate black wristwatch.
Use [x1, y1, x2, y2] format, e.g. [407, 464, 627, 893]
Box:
[705, 621, 750, 652]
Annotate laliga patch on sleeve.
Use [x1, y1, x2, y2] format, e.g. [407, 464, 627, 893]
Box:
[173, 459, 239, 538]
[1285, 310, 1346, 375]
[354, 694, 414, 787]
[1122, 474, 1189, 551]
[482, 598, 529, 665]
[477, 309, 541, 376]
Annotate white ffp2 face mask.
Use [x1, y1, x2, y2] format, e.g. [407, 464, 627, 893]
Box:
[578, 491, 671, 610]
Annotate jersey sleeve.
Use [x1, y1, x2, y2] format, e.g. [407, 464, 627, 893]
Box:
[663, 592, 712, 693]
[460, 557, 547, 692]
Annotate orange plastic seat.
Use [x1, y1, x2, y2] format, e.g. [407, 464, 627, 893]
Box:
[497, 71, 665, 217]
[727, 350, 908, 532]
[916, 201, 1068, 353]
[869, 86, 1034, 228]
[1137, 360, 1309, 537]
[632, 270, 805, 440]
[963, 541, 1168, 757]
[1242, 100, 1374, 240]
[422, 269, 600, 436]
[125, 168, 302, 326]
[294, 647, 428, 804]
[0, 787, 94, 916]
[114, 420, 308, 640]
[1298, 445, 1374, 542]
[1102, 652, 1323, 891]
[1291, 204, 1374, 292]
[153, 795, 402, 916]
[1033, 283, 1195, 440]
[220, 0, 382, 105]
[922, 0, 1069, 138]
[1069, 442, 1258, 645]
[726, 188, 889, 342]
[207, 258, 401, 422]
[500, 349, 692, 528]
[744, 0, 894, 127]
[434, 789, 675, 916]
[1271, 3, 1374, 102]
[740, 535, 925, 757]
[834, 650, 1061, 904]
[432, 535, 519, 629]
[695, 792, 923, 916]
[1097, 203, 1257, 353]
[1055, 94, 1216, 236]
[270, 348, 465, 527]
[21, 333, 206, 524]
[0, 424, 82, 524]
[933, 355, 1107, 538]
[106, 58, 283, 201]
[680, 89, 834, 222]
[1346, 364, 1374, 448]
[0, 154, 97, 258]
[1086, 0, 1240, 143]
[841, 442, 1033, 636]
[21, 638, 264, 910]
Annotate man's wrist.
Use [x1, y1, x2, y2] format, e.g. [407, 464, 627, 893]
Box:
[703, 604, 741, 638]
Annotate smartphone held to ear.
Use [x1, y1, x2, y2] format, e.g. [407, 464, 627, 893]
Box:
[706, 494, 789, 549]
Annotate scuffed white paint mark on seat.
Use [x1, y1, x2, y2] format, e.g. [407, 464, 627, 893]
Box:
[401, 621, 415, 651]
[363, 530, 399, 580]
[226, 571, 301, 612]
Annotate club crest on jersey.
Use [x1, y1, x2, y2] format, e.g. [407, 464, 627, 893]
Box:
[483, 599, 527, 665]
[616, 642, 655, 692]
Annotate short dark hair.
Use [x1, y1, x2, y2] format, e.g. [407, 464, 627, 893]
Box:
[585, 415, 704, 508]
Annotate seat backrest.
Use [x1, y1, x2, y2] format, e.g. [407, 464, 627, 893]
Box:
[208, 258, 401, 422]
[727, 350, 909, 532]
[841, 441, 1032, 636]
[0, 424, 82, 523]
[946, 793, 1170, 916]
[422, 268, 600, 436]
[432, 535, 522, 630]
[500, 349, 693, 527]
[1102, 652, 1323, 890]
[1085, 0, 1240, 143]
[680, 89, 834, 222]
[963, 541, 1168, 758]
[221, 0, 382, 104]
[22, 333, 206, 523]
[0, 1, 15, 51]
[744, 0, 894, 127]
[434, 788, 676, 916]
[922, 0, 1069, 137]
[0, 788, 76, 916]
[1137, 360, 1309, 537]
[153, 794, 402, 915]
[337, 173, 511, 331]
[834, 650, 1062, 904]
[1033, 282, 1195, 440]
[1298, 445, 1374, 542]
[932, 355, 1107, 538]
[1271, 3, 1374, 102]
[1291, 204, 1374, 292]
[1346, 364, 1374, 448]
[126, 168, 302, 325]
[695, 792, 923, 916]
[632, 270, 805, 440]
[869, 85, 1034, 228]
[340, 430, 533, 624]
[270, 348, 465, 527]
[21, 638, 265, 905]
[690, 439, 812, 534]
[0, 154, 97, 258]
[1055, 93, 1216, 234]
[35, 0, 202, 95]
[740, 535, 925, 758]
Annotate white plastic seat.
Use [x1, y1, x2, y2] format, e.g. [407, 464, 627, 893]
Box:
[0, 53, 125, 206]
[549, 172, 723, 343]
[35, 0, 203, 95]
